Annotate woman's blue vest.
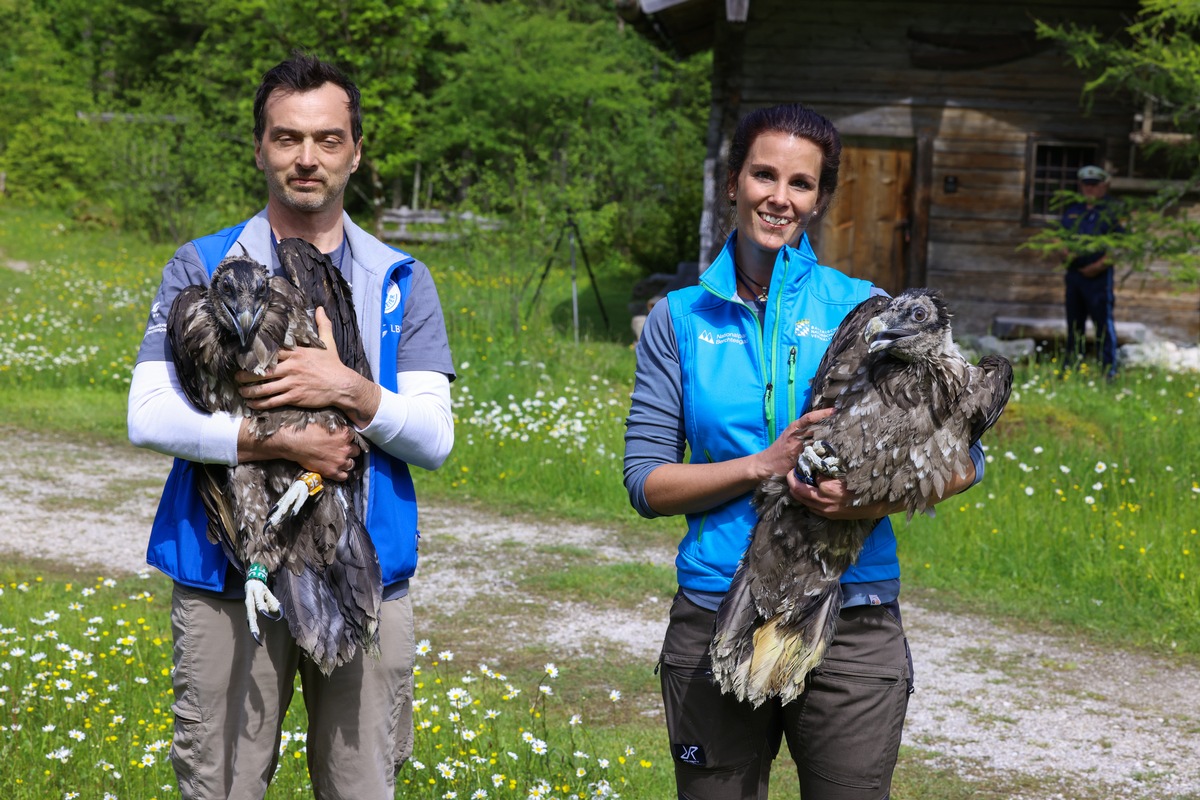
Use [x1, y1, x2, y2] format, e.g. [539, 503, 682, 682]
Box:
[145, 220, 420, 591]
[667, 233, 899, 594]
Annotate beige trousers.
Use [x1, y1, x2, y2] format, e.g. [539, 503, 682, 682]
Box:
[168, 583, 415, 800]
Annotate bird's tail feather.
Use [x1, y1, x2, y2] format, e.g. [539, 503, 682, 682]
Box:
[710, 560, 761, 701]
[274, 566, 348, 675]
[326, 510, 383, 660]
[746, 585, 842, 706]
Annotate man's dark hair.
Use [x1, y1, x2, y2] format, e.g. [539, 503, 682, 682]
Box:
[253, 52, 363, 144]
[726, 103, 842, 215]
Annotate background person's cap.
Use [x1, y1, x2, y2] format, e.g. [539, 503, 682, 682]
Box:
[1077, 165, 1109, 183]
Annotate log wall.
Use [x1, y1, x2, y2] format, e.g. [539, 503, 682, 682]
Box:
[701, 0, 1199, 342]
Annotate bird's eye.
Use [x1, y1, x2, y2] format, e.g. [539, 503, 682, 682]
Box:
[912, 307, 928, 323]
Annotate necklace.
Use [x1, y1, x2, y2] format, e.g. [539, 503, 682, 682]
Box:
[735, 265, 770, 303]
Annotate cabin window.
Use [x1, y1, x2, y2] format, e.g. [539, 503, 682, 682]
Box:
[1025, 140, 1101, 225]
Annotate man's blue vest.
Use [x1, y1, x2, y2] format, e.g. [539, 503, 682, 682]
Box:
[145, 220, 419, 591]
[667, 233, 899, 594]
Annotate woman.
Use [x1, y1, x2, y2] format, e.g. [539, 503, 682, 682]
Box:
[624, 104, 984, 799]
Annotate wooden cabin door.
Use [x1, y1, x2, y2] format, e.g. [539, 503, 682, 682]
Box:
[809, 138, 913, 295]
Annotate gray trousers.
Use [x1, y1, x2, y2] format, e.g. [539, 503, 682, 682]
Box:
[660, 592, 910, 800]
[169, 583, 415, 800]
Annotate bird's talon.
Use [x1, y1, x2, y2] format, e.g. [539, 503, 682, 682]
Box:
[799, 440, 844, 478]
[267, 478, 313, 526]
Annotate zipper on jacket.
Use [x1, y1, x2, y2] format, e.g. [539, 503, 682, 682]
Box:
[764, 249, 790, 441]
[787, 346, 798, 423]
[703, 281, 773, 443]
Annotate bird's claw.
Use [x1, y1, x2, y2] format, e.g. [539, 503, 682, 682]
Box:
[794, 440, 844, 483]
[267, 479, 314, 527]
[245, 578, 282, 646]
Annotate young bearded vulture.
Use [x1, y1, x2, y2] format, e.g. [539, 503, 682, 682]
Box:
[167, 237, 382, 675]
[710, 288, 1013, 707]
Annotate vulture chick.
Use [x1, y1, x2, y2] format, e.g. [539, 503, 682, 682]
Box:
[167, 237, 381, 674]
[711, 288, 1012, 706]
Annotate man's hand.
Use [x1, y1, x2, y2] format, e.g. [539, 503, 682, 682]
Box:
[238, 422, 360, 481]
[1077, 255, 1109, 278]
[237, 307, 381, 427]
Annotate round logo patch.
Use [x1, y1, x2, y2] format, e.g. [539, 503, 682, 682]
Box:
[384, 280, 402, 314]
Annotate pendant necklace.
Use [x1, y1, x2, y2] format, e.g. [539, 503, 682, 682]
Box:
[735, 265, 770, 303]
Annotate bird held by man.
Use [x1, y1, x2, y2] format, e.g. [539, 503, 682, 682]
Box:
[167, 237, 382, 675]
[710, 288, 1012, 707]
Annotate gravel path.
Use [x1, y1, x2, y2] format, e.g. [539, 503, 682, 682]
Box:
[5, 430, 1199, 799]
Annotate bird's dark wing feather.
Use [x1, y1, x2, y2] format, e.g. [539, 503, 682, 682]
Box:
[166, 284, 246, 554]
[277, 237, 372, 381]
[167, 285, 237, 413]
[964, 354, 1014, 442]
[809, 295, 890, 410]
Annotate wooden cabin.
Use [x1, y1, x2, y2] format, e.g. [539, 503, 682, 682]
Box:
[618, 0, 1200, 343]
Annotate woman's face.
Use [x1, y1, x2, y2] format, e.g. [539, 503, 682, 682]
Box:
[730, 131, 825, 266]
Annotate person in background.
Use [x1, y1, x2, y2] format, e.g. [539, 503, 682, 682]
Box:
[127, 53, 455, 799]
[1060, 164, 1124, 381]
[623, 103, 986, 799]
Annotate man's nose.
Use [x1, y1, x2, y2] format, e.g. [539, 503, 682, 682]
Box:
[296, 140, 319, 168]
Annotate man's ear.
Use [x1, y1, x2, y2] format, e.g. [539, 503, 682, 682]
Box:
[254, 140, 264, 171]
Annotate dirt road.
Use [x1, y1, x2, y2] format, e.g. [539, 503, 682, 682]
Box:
[6, 429, 1198, 799]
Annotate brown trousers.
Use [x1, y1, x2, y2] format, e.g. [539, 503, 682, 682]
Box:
[659, 592, 910, 800]
[168, 583, 415, 800]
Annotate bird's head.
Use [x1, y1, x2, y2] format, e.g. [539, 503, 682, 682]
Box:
[209, 256, 271, 349]
[863, 288, 952, 362]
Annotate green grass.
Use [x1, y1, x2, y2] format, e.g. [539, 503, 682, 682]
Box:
[2, 203, 1199, 797]
[899, 367, 1200, 655]
[518, 559, 677, 607]
[0, 568, 672, 799]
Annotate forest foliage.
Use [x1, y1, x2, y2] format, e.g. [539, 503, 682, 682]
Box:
[0, 0, 710, 275]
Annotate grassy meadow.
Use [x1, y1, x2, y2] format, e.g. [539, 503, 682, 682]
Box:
[1, 203, 1198, 798]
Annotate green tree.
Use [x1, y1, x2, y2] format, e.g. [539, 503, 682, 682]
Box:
[419, 1, 709, 273]
[0, 1, 104, 210]
[1026, 0, 1200, 285]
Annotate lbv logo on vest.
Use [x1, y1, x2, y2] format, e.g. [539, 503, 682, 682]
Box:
[697, 330, 748, 346]
[795, 319, 837, 342]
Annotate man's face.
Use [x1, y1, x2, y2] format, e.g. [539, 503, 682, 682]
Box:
[1080, 180, 1108, 202]
[254, 82, 362, 215]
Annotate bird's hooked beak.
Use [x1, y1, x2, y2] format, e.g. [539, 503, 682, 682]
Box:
[228, 304, 264, 349]
[864, 315, 914, 353]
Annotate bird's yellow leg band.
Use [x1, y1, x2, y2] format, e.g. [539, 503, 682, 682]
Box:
[300, 471, 324, 496]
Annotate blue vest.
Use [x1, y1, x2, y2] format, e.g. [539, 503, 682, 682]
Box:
[145, 221, 420, 591]
[667, 233, 898, 593]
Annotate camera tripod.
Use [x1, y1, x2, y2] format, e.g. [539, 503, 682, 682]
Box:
[525, 209, 610, 342]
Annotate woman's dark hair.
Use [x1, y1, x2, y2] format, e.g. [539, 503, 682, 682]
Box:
[253, 52, 363, 144]
[726, 103, 841, 214]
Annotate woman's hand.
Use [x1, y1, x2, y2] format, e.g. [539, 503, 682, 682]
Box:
[785, 449, 978, 520]
[753, 407, 835, 480]
[643, 407, 837, 517]
[786, 470, 899, 520]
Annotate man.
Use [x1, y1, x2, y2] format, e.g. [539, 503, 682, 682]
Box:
[1060, 164, 1123, 380]
[128, 54, 455, 799]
